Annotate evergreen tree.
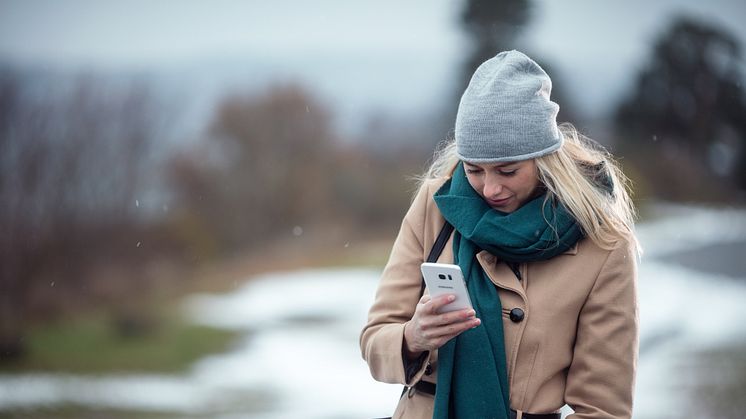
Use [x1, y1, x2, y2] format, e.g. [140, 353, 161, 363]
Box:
[616, 16, 746, 192]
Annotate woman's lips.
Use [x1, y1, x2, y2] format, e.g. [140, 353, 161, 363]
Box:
[487, 196, 512, 207]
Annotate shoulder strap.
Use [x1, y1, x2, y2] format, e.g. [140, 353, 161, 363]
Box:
[419, 221, 454, 297]
[398, 221, 455, 402]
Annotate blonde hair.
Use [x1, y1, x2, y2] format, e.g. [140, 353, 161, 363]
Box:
[419, 123, 639, 252]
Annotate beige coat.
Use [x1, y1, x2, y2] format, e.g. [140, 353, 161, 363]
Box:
[360, 178, 639, 418]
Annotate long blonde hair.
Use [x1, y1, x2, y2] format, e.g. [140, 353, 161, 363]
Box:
[420, 123, 639, 251]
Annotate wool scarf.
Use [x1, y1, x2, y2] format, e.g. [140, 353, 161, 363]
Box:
[431, 163, 583, 419]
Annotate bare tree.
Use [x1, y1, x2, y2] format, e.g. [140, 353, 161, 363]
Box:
[0, 71, 161, 358]
[169, 84, 337, 252]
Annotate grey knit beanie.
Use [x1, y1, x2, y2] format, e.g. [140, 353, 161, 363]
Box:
[455, 50, 563, 163]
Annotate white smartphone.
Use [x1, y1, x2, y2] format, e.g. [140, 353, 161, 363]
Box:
[420, 262, 473, 314]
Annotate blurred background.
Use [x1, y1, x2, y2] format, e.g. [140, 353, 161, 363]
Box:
[1, 0, 745, 418]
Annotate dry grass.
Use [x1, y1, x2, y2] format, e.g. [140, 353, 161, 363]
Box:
[182, 230, 394, 296]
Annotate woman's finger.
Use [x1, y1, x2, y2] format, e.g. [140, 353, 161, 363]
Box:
[425, 317, 481, 340]
[420, 307, 475, 328]
[427, 294, 456, 314]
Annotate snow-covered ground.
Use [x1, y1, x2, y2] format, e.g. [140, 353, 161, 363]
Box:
[631, 204, 746, 419]
[0, 204, 745, 418]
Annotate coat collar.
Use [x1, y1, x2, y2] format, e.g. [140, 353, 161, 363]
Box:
[476, 242, 577, 297]
[562, 242, 579, 255]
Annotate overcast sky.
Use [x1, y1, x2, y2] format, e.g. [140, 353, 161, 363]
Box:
[1, 0, 744, 133]
[0, 0, 461, 65]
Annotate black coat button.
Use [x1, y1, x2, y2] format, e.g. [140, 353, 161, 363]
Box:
[509, 308, 525, 323]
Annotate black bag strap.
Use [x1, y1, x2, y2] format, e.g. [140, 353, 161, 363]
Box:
[395, 221, 455, 405]
[420, 221, 454, 297]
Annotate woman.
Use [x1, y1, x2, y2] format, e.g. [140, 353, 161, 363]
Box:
[360, 50, 639, 419]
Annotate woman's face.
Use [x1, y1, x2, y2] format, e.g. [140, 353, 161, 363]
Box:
[463, 159, 541, 213]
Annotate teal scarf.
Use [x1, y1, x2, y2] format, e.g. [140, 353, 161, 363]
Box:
[431, 163, 583, 419]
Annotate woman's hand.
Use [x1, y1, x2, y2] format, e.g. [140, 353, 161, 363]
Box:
[403, 294, 481, 359]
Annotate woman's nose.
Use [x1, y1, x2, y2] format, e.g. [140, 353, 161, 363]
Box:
[483, 176, 503, 197]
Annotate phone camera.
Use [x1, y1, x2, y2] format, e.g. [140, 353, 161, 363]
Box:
[438, 274, 446, 279]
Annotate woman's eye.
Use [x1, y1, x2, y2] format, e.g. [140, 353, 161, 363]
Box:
[465, 169, 482, 174]
[499, 170, 517, 176]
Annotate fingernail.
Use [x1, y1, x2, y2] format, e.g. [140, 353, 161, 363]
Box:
[448, 295, 456, 302]
[467, 310, 476, 317]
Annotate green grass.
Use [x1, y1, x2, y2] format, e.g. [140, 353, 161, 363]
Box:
[0, 406, 179, 419]
[0, 391, 276, 419]
[1, 308, 238, 374]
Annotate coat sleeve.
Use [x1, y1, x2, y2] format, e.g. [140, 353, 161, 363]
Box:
[564, 240, 639, 418]
[359, 181, 434, 386]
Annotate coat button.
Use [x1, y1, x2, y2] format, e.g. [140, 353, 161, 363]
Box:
[509, 308, 525, 323]
[425, 363, 433, 376]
